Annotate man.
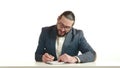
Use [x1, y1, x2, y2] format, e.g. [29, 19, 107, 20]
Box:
[35, 11, 96, 63]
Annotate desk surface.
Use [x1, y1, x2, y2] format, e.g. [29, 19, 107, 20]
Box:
[0, 61, 120, 67]
[0, 61, 96, 66]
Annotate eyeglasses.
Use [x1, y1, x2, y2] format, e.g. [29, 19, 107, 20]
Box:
[57, 22, 72, 31]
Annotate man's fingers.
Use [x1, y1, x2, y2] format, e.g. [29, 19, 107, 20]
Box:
[44, 53, 54, 59]
[58, 57, 61, 62]
[42, 53, 55, 62]
[58, 54, 69, 62]
[44, 53, 50, 58]
[45, 57, 54, 61]
[58, 55, 65, 62]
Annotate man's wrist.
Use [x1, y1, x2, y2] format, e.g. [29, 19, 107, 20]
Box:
[74, 56, 81, 63]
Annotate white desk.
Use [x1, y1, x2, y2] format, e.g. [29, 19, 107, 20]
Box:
[0, 61, 120, 68]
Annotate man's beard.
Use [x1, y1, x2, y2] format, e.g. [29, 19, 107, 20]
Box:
[57, 30, 67, 37]
[57, 33, 66, 37]
[57, 30, 69, 37]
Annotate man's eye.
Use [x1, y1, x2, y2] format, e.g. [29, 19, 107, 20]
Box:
[66, 27, 70, 29]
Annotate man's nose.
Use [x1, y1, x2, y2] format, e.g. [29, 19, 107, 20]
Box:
[61, 28, 65, 32]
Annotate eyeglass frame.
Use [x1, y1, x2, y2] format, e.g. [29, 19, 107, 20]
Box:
[57, 22, 73, 32]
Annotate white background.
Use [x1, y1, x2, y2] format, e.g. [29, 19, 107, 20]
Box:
[0, 0, 120, 64]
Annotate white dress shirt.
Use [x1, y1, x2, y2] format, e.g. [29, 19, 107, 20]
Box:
[55, 36, 65, 58]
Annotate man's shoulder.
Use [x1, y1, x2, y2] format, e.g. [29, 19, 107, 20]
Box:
[72, 28, 83, 35]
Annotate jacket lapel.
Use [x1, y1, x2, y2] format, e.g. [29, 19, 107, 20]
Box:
[61, 29, 73, 54]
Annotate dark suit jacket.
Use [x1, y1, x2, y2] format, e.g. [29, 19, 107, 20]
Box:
[35, 25, 96, 63]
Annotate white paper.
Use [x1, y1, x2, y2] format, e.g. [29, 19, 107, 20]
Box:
[46, 61, 65, 65]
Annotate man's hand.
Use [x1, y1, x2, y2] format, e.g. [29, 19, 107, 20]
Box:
[42, 53, 54, 63]
[58, 53, 78, 63]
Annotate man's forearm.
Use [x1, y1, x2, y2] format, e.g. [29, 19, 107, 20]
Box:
[77, 51, 96, 63]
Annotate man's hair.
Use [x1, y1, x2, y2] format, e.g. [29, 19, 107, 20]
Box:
[59, 11, 75, 21]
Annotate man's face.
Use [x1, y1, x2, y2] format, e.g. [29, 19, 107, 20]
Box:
[57, 16, 74, 37]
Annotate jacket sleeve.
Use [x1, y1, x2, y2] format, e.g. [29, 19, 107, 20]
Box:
[35, 28, 46, 62]
[77, 30, 96, 63]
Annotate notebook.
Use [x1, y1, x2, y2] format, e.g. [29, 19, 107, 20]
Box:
[46, 61, 65, 65]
